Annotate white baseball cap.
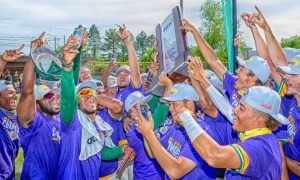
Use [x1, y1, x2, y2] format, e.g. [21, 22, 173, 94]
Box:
[160, 83, 199, 102]
[277, 55, 300, 75]
[236, 56, 270, 83]
[241, 86, 289, 125]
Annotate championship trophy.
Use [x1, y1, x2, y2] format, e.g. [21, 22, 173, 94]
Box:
[150, 6, 193, 96]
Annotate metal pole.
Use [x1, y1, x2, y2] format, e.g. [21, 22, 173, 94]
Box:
[180, 0, 183, 16]
[54, 37, 57, 51]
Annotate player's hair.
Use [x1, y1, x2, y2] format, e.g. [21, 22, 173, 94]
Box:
[252, 108, 281, 131]
[247, 71, 264, 86]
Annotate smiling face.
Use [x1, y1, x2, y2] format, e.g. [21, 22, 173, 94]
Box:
[0, 87, 17, 111]
[232, 100, 261, 132]
[79, 68, 92, 83]
[168, 100, 196, 125]
[279, 71, 300, 96]
[117, 71, 131, 89]
[234, 66, 257, 90]
[78, 88, 97, 115]
[38, 92, 60, 116]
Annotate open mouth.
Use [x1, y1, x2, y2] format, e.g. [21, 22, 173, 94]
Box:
[9, 100, 16, 107]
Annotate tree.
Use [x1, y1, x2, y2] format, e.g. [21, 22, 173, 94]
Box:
[88, 24, 101, 59]
[101, 28, 122, 61]
[281, 35, 300, 49]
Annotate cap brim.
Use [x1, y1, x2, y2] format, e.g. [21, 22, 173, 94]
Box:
[236, 56, 246, 67]
[125, 94, 153, 112]
[116, 68, 130, 75]
[160, 96, 182, 103]
[77, 80, 97, 94]
[271, 113, 290, 125]
[277, 66, 300, 75]
[51, 88, 60, 94]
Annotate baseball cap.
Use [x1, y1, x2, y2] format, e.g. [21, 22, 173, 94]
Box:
[116, 65, 130, 75]
[0, 80, 14, 92]
[236, 56, 270, 83]
[160, 83, 199, 102]
[76, 80, 97, 94]
[34, 85, 60, 100]
[107, 76, 117, 88]
[92, 80, 104, 90]
[125, 91, 152, 112]
[204, 70, 226, 95]
[241, 86, 289, 125]
[31, 44, 62, 81]
[283, 48, 300, 62]
[277, 55, 300, 75]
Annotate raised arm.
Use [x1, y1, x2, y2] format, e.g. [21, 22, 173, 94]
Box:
[17, 33, 44, 127]
[60, 37, 80, 125]
[117, 25, 141, 88]
[101, 61, 116, 88]
[0, 44, 25, 74]
[188, 57, 218, 118]
[253, 6, 288, 67]
[178, 110, 240, 169]
[180, 19, 227, 81]
[189, 62, 234, 123]
[242, 12, 282, 86]
[97, 95, 123, 120]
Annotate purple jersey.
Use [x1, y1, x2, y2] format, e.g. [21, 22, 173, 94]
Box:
[99, 109, 127, 178]
[115, 82, 144, 105]
[126, 123, 165, 180]
[58, 112, 104, 180]
[0, 110, 19, 180]
[160, 120, 216, 180]
[18, 110, 60, 180]
[224, 71, 287, 139]
[197, 108, 239, 145]
[226, 131, 282, 179]
[281, 95, 300, 179]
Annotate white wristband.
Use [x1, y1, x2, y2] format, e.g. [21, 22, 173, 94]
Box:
[179, 111, 205, 142]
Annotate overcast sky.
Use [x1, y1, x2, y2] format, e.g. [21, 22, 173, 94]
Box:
[0, 0, 299, 54]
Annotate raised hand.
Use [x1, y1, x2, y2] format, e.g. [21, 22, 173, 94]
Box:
[240, 13, 255, 28]
[62, 36, 80, 65]
[116, 24, 131, 44]
[252, 6, 269, 29]
[31, 31, 46, 49]
[233, 34, 241, 49]
[80, 30, 90, 47]
[107, 60, 116, 72]
[1, 43, 25, 62]
[179, 18, 197, 33]
[153, 39, 158, 48]
[135, 111, 154, 136]
[158, 73, 173, 87]
[188, 57, 205, 82]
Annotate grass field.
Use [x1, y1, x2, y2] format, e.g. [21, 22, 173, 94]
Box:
[15, 148, 24, 179]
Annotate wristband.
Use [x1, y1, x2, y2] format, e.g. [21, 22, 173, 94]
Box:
[179, 111, 205, 142]
[62, 61, 74, 68]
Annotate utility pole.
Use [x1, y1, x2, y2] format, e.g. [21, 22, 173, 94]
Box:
[180, 0, 183, 16]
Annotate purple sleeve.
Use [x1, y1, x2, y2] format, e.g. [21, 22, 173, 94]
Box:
[223, 71, 238, 99]
[180, 132, 204, 167]
[60, 112, 80, 133]
[128, 81, 145, 94]
[280, 95, 294, 117]
[231, 138, 280, 178]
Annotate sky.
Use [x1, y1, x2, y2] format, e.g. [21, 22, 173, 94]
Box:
[0, 0, 299, 54]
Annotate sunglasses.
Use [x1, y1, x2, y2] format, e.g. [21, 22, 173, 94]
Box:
[77, 89, 95, 97]
[38, 92, 55, 101]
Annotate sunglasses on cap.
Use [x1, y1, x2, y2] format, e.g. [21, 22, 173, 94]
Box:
[77, 88, 95, 97]
[38, 92, 55, 101]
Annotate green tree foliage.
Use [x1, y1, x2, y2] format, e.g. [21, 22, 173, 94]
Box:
[134, 31, 156, 61]
[88, 24, 101, 59]
[281, 35, 300, 49]
[101, 28, 122, 61]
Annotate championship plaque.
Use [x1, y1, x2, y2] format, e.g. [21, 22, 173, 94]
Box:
[150, 6, 193, 96]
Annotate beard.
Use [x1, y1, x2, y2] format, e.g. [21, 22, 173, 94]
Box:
[81, 108, 97, 115]
[39, 102, 59, 116]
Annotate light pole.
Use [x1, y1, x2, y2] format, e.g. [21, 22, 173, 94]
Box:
[47, 34, 59, 52]
[180, 0, 183, 16]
